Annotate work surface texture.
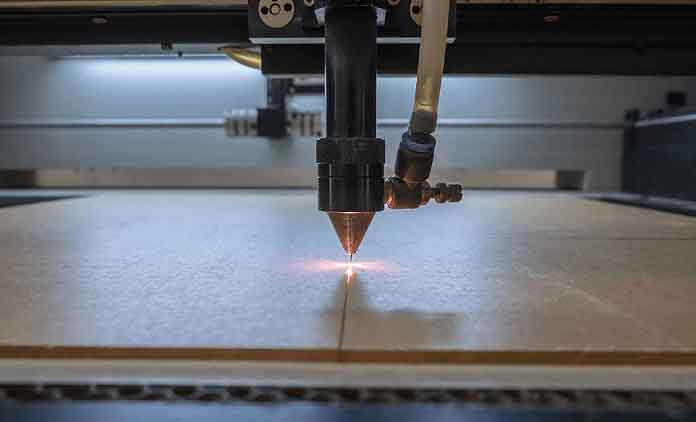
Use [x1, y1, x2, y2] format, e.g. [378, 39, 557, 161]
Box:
[1, 190, 696, 364]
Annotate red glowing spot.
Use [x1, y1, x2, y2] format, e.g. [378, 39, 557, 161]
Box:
[290, 259, 394, 274]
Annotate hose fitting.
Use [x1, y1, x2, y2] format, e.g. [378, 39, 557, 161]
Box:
[394, 130, 436, 183]
[384, 177, 462, 209]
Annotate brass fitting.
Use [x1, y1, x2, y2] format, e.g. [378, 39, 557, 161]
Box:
[384, 177, 462, 210]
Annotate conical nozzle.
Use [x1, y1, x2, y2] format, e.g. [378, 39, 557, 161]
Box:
[327, 212, 375, 255]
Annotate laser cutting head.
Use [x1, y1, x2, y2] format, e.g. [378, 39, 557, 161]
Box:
[317, 137, 385, 255]
[314, 1, 462, 257]
[316, 3, 383, 256]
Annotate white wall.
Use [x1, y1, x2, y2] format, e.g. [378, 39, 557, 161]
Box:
[1, 56, 696, 189]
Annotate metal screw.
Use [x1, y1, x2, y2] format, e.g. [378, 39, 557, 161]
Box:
[409, 0, 422, 26]
[387, 0, 400, 6]
[304, 0, 315, 6]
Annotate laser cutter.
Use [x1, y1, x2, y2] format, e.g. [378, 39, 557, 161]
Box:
[3, 0, 696, 418]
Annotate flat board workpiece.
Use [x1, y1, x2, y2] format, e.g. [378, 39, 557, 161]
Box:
[1, 190, 696, 365]
[0, 191, 347, 361]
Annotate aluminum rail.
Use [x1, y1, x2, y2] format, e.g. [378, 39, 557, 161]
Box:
[0, 118, 624, 130]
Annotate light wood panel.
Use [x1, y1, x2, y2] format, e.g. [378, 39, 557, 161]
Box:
[1, 190, 696, 364]
[0, 191, 346, 359]
[343, 192, 696, 362]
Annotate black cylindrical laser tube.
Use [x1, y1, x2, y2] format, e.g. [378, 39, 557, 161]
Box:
[317, 2, 384, 213]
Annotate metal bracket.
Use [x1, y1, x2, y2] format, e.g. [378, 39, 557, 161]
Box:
[248, 0, 455, 44]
